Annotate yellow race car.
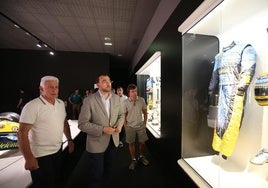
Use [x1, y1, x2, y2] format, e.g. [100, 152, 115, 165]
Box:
[0, 112, 20, 133]
[0, 120, 19, 133]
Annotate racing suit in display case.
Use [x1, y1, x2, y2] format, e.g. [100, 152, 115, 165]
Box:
[208, 42, 256, 157]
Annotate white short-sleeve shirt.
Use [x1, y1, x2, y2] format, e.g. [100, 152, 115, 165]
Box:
[19, 96, 66, 157]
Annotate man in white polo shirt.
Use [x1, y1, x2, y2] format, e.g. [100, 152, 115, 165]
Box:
[18, 75, 74, 188]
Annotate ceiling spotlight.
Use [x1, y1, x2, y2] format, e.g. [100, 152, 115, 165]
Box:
[36, 41, 42, 48]
[104, 37, 111, 41]
[104, 42, 112, 46]
[2, 13, 56, 57]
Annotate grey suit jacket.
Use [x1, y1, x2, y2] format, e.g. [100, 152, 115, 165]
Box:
[78, 91, 124, 153]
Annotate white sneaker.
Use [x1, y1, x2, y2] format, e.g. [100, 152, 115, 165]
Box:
[250, 149, 268, 165]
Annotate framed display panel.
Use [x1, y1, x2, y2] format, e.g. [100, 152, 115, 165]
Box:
[136, 52, 161, 138]
[178, 0, 268, 187]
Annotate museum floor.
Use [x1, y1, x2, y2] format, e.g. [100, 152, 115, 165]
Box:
[60, 132, 197, 188]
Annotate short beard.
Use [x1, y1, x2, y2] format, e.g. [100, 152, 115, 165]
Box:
[102, 87, 111, 93]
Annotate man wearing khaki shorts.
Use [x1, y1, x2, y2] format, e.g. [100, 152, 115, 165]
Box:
[123, 84, 149, 170]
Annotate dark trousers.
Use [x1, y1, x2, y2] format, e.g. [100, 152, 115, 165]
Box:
[86, 138, 117, 188]
[65, 138, 116, 188]
[71, 104, 81, 119]
[65, 137, 117, 188]
[119, 126, 125, 142]
[30, 148, 62, 188]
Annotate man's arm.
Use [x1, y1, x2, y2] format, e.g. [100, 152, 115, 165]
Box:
[68, 96, 73, 104]
[17, 123, 39, 170]
[17, 98, 23, 108]
[142, 109, 147, 125]
[124, 112, 127, 127]
[63, 119, 74, 153]
[113, 98, 125, 133]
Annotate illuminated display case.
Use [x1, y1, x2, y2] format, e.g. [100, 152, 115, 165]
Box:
[178, 0, 268, 187]
[136, 52, 161, 138]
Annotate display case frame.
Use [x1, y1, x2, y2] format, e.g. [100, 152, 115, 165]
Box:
[136, 51, 161, 138]
[178, 0, 268, 187]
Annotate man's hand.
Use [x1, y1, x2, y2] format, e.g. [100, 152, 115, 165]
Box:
[68, 140, 75, 153]
[25, 156, 39, 171]
[103, 126, 116, 135]
[114, 125, 121, 133]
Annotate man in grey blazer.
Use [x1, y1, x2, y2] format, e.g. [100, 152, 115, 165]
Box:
[78, 74, 124, 188]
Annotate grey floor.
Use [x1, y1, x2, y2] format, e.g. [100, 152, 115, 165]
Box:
[61, 132, 197, 188]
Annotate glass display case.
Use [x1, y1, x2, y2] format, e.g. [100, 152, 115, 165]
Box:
[136, 52, 161, 138]
[178, 0, 268, 187]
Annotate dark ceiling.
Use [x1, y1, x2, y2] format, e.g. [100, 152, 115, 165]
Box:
[0, 0, 166, 62]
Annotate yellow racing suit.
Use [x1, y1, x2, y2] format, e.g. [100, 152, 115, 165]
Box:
[208, 42, 256, 157]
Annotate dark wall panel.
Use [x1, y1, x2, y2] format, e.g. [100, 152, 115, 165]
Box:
[109, 55, 131, 92]
[0, 49, 110, 115]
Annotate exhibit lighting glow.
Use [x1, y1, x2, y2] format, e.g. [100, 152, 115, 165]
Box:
[36, 41, 42, 48]
[104, 42, 112, 46]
